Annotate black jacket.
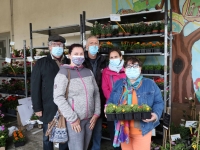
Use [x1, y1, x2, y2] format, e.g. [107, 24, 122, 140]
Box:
[31, 54, 70, 123]
[83, 51, 107, 117]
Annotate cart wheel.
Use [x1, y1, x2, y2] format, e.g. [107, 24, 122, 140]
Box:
[38, 124, 42, 129]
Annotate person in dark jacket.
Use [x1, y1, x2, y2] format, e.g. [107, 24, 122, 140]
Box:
[83, 36, 107, 150]
[31, 35, 70, 150]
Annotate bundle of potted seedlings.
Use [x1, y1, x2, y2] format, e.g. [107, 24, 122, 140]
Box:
[141, 104, 152, 119]
[132, 104, 143, 120]
[115, 105, 124, 120]
[121, 41, 131, 53]
[140, 43, 146, 53]
[145, 42, 152, 53]
[142, 65, 149, 74]
[100, 25, 106, 38]
[132, 24, 140, 35]
[124, 24, 131, 36]
[153, 42, 162, 53]
[159, 21, 165, 34]
[99, 41, 113, 54]
[154, 65, 162, 74]
[148, 65, 154, 74]
[151, 22, 160, 34]
[133, 42, 140, 53]
[91, 22, 101, 38]
[139, 22, 147, 35]
[118, 25, 125, 36]
[123, 105, 133, 120]
[146, 24, 152, 34]
[105, 103, 116, 121]
[105, 24, 113, 37]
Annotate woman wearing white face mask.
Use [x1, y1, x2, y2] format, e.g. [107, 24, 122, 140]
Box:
[102, 49, 126, 150]
[105, 57, 164, 150]
[53, 44, 101, 150]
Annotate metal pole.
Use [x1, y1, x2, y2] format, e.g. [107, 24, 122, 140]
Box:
[80, 14, 83, 45]
[48, 26, 51, 36]
[82, 11, 86, 45]
[169, 9, 172, 112]
[23, 40, 28, 97]
[29, 23, 33, 71]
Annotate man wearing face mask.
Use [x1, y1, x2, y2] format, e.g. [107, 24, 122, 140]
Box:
[83, 36, 107, 150]
[31, 35, 70, 150]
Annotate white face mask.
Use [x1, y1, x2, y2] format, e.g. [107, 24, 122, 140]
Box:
[125, 67, 141, 79]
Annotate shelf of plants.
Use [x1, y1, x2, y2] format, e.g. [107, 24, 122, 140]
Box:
[87, 5, 172, 140]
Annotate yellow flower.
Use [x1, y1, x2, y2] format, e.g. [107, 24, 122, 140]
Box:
[131, 104, 134, 107]
[192, 144, 196, 149]
[122, 109, 125, 112]
[146, 107, 150, 111]
[113, 105, 116, 108]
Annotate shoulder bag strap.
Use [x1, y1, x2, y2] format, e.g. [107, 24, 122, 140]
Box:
[65, 69, 70, 98]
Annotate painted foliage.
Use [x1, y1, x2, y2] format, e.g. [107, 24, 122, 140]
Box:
[112, 0, 200, 102]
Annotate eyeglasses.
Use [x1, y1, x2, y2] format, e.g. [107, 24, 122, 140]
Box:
[126, 64, 140, 69]
[51, 42, 64, 47]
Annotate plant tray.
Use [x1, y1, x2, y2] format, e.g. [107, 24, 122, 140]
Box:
[106, 113, 116, 121]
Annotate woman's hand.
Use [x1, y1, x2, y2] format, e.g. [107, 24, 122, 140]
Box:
[71, 119, 81, 133]
[142, 113, 157, 123]
[89, 115, 98, 130]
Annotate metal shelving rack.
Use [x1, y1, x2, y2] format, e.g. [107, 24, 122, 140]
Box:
[86, 0, 172, 140]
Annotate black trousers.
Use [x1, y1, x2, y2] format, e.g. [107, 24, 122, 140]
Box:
[107, 121, 122, 150]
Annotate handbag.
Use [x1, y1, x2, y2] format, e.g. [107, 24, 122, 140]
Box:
[45, 69, 70, 143]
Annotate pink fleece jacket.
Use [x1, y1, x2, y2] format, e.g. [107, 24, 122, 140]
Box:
[102, 67, 126, 101]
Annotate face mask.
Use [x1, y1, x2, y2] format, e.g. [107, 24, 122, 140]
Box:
[125, 67, 140, 79]
[109, 59, 124, 73]
[72, 56, 85, 66]
[109, 58, 121, 67]
[52, 47, 63, 57]
[89, 45, 98, 56]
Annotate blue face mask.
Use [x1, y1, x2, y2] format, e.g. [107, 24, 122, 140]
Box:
[52, 47, 63, 57]
[125, 67, 140, 79]
[89, 45, 98, 56]
[109, 59, 124, 73]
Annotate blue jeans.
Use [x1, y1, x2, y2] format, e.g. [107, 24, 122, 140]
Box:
[43, 123, 68, 150]
[91, 118, 102, 150]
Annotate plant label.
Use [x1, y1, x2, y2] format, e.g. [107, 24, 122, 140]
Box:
[110, 14, 121, 22]
[27, 56, 34, 62]
[5, 57, 11, 63]
[121, 51, 124, 55]
[10, 41, 15, 46]
[163, 113, 170, 129]
[185, 121, 197, 128]
[152, 129, 156, 136]
[171, 134, 181, 141]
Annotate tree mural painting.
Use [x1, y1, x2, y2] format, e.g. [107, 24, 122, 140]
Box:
[171, 0, 200, 103]
[112, 0, 200, 103]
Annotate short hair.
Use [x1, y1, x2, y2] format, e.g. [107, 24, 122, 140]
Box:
[86, 36, 99, 45]
[108, 48, 122, 57]
[68, 43, 83, 54]
[125, 57, 142, 67]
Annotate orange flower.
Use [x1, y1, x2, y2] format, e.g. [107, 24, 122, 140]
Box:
[15, 137, 19, 140]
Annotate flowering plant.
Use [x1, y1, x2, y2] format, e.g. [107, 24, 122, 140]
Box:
[121, 41, 130, 51]
[0, 109, 5, 125]
[13, 130, 25, 143]
[4, 95, 20, 109]
[131, 104, 143, 112]
[141, 104, 151, 112]
[154, 77, 164, 86]
[0, 125, 9, 147]
[100, 41, 113, 48]
[106, 103, 117, 113]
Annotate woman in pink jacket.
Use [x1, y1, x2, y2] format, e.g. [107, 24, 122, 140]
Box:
[102, 49, 126, 150]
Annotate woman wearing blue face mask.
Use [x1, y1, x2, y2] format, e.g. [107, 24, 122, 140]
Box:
[102, 49, 126, 150]
[53, 44, 101, 150]
[105, 57, 164, 150]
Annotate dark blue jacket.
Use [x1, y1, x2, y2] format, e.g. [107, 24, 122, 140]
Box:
[107, 77, 164, 136]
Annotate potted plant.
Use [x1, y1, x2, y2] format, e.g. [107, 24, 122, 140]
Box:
[91, 22, 101, 38]
[154, 64, 162, 74]
[12, 49, 21, 58]
[105, 103, 116, 121]
[148, 65, 154, 74]
[160, 21, 165, 34]
[140, 43, 146, 53]
[132, 104, 142, 120]
[112, 28, 118, 37]
[100, 25, 106, 38]
[121, 41, 131, 53]
[105, 24, 113, 37]
[153, 42, 162, 53]
[124, 105, 133, 120]
[29, 114, 39, 124]
[0, 126, 8, 150]
[146, 24, 152, 34]
[4, 95, 19, 115]
[151, 22, 160, 34]
[13, 130, 25, 147]
[129, 42, 136, 52]
[124, 24, 131, 36]
[118, 25, 125, 36]
[154, 78, 164, 90]
[115, 105, 124, 120]
[139, 22, 147, 35]
[99, 41, 113, 54]
[132, 24, 140, 35]
[145, 42, 152, 53]
[142, 65, 149, 74]
[133, 42, 140, 53]
[141, 104, 151, 119]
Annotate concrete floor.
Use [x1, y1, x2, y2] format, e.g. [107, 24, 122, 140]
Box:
[5, 117, 114, 150]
